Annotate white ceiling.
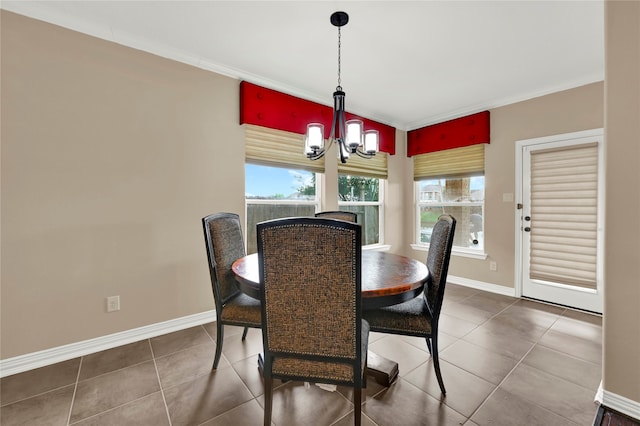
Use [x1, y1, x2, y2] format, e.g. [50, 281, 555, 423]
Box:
[2, 1, 604, 130]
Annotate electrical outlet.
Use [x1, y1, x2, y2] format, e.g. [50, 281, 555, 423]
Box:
[489, 261, 497, 271]
[107, 296, 120, 312]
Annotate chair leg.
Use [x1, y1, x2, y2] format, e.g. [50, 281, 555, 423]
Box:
[242, 326, 249, 341]
[213, 322, 224, 369]
[264, 376, 273, 426]
[431, 336, 446, 395]
[354, 386, 362, 426]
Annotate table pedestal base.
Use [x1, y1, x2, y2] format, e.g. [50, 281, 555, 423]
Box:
[365, 350, 399, 387]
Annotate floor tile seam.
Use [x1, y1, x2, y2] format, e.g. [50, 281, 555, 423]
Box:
[152, 340, 217, 364]
[230, 359, 267, 399]
[0, 381, 77, 408]
[403, 374, 471, 421]
[329, 406, 378, 426]
[228, 359, 262, 400]
[464, 337, 540, 421]
[394, 335, 433, 354]
[443, 334, 521, 365]
[156, 362, 235, 394]
[525, 341, 602, 368]
[65, 356, 83, 426]
[198, 397, 260, 426]
[468, 387, 583, 426]
[534, 341, 602, 365]
[436, 356, 503, 389]
[443, 299, 515, 342]
[76, 357, 157, 384]
[199, 323, 217, 345]
[536, 319, 603, 364]
[67, 391, 167, 425]
[517, 347, 602, 394]
[542, 322, 603, 344]
[148, 339, 174, 426]
[487, 346, 600, 425]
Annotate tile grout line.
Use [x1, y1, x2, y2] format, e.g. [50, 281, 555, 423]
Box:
[464, 307, 569, 423]
[66, 357, 83, 426]
[149, 338, 173, 426]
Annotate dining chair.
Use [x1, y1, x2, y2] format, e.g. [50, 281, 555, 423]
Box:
[363, 214, 456, 395]
[314, 210, 358, 223]
[202, 212, 261, 369]
[257, 217, 369, 426]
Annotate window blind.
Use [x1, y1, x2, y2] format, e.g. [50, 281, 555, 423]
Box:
[245, 125, 325, 173]
[413, 144, 485, 181]
[338, 152, 388, 179]
[529, 143, 598, 289]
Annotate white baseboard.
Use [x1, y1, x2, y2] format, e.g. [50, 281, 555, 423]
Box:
[0, 310, 216, 378]
[447, 275, 517, 297]
[600, 388, 640, 421]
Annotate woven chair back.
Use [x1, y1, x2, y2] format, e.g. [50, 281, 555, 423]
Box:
[424, 214, 456, 317]
[203, 212, 245, 306]
[257, 217, 362, 362]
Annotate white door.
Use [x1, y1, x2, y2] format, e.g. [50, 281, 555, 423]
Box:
[516, 129, 604, 313]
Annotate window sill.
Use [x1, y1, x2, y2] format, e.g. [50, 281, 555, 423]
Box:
[363, 244, 391, 252]
[410, 244, 487, 260]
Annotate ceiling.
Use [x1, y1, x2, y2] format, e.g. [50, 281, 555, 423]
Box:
[2, 1, 604, 131]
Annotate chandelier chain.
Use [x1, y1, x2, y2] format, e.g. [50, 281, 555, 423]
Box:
[337, 26, 341, 89]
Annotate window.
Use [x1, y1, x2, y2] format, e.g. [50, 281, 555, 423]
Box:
[412, 143, 486, 254]
[244, 125, 324, 254]
[416, 176, 484, 251]
[338, 174, 383, 245]
[245, 163, 320, 254]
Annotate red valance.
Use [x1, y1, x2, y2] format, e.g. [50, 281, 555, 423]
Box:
[407, 111, 490, 157]
[240, 81, 396, 155]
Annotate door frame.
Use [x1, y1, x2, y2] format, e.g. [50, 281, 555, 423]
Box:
[514, 128, 605, 312]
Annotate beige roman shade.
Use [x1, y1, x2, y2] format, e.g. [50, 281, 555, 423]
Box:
[529, 143, 598, 289]
[245, 125, 325, 173]
[338, 152, 388, 179]
[413, 144, 485, 180]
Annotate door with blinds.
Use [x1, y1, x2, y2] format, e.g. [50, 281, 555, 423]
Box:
[517, 129, 604, 313]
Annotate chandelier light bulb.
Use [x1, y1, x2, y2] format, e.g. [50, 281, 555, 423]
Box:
[346, 119, 363, 151]
[305, 123, 324, 154]
[364, 130, 379, 154]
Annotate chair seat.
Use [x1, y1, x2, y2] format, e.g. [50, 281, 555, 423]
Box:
[220, 293, 262, 326]
[363, 296, 433, 336]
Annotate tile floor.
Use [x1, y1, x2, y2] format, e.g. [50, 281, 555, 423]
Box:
[0, 284, 604, 425]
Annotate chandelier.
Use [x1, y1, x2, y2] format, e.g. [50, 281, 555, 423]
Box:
[304, 11, 379, 164]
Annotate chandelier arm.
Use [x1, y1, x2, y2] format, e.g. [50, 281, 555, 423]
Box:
[354, 149, 375, 159]
[307, 148, 327, 161]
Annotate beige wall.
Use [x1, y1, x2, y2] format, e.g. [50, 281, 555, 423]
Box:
[1, 11, 247, 357]
[604, 0, 640, 404]
[406, 83, 605, 287]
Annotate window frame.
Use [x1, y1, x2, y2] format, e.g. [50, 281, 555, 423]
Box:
[337, 175, 386, 247]
[412, 177, 487, 260]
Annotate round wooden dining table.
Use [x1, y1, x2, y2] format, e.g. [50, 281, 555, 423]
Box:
[232, 251, 428, 310]
[231, 250, 429, 386]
